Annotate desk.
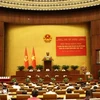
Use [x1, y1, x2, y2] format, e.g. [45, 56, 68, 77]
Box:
[0, 79, 11, 83]
[12, 71, 86, 83]
[10, 94, 86, 100]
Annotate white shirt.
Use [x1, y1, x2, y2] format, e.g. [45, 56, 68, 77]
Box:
[12, 85, 21, 91]
[46, 91, 56, 94]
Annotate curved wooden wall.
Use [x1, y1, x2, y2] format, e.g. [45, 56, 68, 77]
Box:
[0, 6, 100, 79]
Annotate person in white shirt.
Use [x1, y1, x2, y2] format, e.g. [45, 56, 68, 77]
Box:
[46, 88, 56, 94]
[12, 82, 21, 91]
[66, 84, 75, 90]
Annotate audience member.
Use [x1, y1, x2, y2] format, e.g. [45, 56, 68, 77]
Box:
[12, 82, 21, 91]
[22, 90, 27, 94]
[2, 85, 8, 94]
[75, 86, 80, 90]
[46, 88, 56, 94]
[66, 88, 72, 93]
[91, 84, 98, 89]
[84, 89, 92, 100]
[27, 90, 41, 100]
[66, 84, 75, 90]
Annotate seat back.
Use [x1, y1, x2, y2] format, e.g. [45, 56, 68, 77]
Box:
[24, 88, 32, 92]
[93, 92, 100, 98]
[17, 94, 30, 100]
[95, 89, 100, 92]
[55, 90, 66, 94]
[74, 90, 85, 94]
[38, 90, 46, 95]
[66, 93, 80, 99]
[0, 94, 7, 100]
[43, 93, 57, 100]
[60, 86, 67, 89]
[8, 88, 17, 92]
[16, 90, 23, 94]
[82, 86, 91, 91]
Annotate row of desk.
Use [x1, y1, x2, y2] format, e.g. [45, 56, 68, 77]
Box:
[11, 71, 86, 83]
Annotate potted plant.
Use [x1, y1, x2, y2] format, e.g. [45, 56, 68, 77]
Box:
[51, 77, 56, 83]
[71, 65, 79, 70]
[36, 65, 43, 71]
[52, 65, 60, 71]
[62, 65, 69, 71]
[70, 65, 79, 74]
[62, 78, 69, 83]
[25, 76, 31, 83]
[27, 66, 33, 72]
[37, 78, 44, 83]
[87, 75, 93, 81]
[78, 77, 83, 81]
[98, 70, 100, 79]
[18, 66, 25, 71]
[11, 78, 17, 83]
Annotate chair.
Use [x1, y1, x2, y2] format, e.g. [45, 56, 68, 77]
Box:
[8, 88, 17, 92]
[95, 89, 100, 92]
[55, 90, 66, 94]
[17, 94, 30, 100]
[74, 90, 85, 94]
[38, 90, 46, 95]
[16, 90, 23, 94]
[60, 86, 67, 89]
[0, 94, 7, 100]
[43, 93, 57, 100]
[66, 93, 80, 99]
[82, 86, 91, 91]
[92, 92, 100, 98]
[59, 83, 65, 86]
[24, 88, 32, 92]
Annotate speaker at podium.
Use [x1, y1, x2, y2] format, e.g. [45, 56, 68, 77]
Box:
[42, 52, 53, 71]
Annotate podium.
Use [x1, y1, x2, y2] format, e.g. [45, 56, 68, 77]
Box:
[43, 60, 52, 71]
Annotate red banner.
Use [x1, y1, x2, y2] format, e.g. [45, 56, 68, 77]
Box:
[56, 37, 86, 56]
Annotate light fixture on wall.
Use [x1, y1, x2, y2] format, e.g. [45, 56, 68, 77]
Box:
[43, 34, 52, 42]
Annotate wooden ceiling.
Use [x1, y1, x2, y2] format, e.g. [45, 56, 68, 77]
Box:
[0, 0, 100, 11]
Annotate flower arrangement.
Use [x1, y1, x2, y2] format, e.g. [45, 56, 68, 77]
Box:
[78, 77, 83, 81]
[35, 74, 40, 78]
[37, 78, 44, 83]
[63, 78, 69, 83]
[11, 78, 17, 83]
[87, 75, 93, 81]
[25, 77, 31, 83]
[98, 70, 100, 79]
[45, 74, 49, 77]
[51, 77, 56, 82]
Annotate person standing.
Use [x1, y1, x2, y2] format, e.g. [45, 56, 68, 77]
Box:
[43, 52, 53, 61]
[27, 90, 41, 100]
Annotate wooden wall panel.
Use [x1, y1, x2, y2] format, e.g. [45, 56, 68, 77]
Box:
[0, 22, 4, 75]
[91, 20, 100, 79]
